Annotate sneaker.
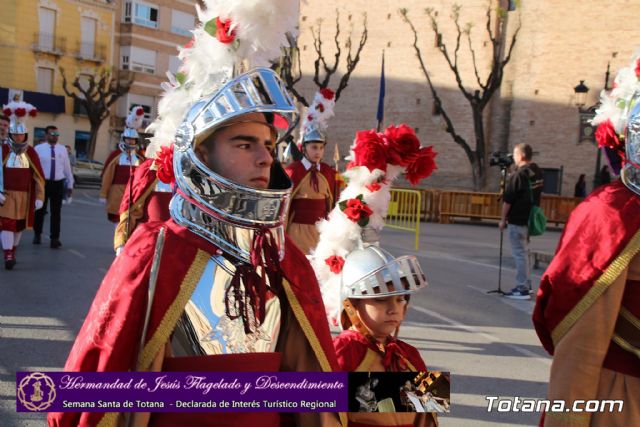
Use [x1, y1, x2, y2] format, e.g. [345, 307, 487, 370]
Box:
[4, 250, 15, 270]
[33, 235, 41, 245]
[504, 287, 531, 300]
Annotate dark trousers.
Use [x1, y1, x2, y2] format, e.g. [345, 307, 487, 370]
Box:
[34, 179, 65, 239]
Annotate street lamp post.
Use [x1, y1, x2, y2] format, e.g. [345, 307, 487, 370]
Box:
[574, 62, 612, 190]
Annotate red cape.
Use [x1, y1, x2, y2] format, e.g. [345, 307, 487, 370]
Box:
[533, 180, 640, 355]
[119, 158, 157, 215]
[285, 160, 338, 202]
[48, 219, 340, 427]
[2, 144, 45, 228]
[333, 329, 428, 372]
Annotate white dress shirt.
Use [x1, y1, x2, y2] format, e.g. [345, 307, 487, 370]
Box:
[34, 142, 74, 189]
[301, 157, 321, 171]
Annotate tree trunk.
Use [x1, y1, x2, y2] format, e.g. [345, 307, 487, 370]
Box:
[472, 105, 487, 191]
[88, 119, 101, 160]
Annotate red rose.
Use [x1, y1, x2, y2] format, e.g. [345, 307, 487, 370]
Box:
[325, 255, 345, 274]
[320, 88, 335, 100]
[215, 17, 236, 44]
[384, 124, 421, 166]
[15, 108, 26, 117]
[135, 107, 144, 116]
[3, 108, 12, 116]
[184, 38, 195, 49]
[28, 108, 37, 117]
[352, 130, 388, 172]
[316, 102, 325, 113]
[341, 196, 373, 225]
[635, 58, 640, 78]
[365, 181, 381, 192]
[595, 119, 625, 157]
[405, 146, 437, 185]
[307, 114, 313, 122]
[154, 144, 175, 184]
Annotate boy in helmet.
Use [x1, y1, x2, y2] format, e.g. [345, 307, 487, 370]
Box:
[285, 89, 340, 254]
[99, 106, 145, 222]
[0, 103, 45, 269]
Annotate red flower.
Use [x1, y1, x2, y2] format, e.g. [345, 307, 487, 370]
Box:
[352, 130, 388, 172]
[154, 144, 175, 184]
[215, 17, 236, 44]
[135, 107, 144, 116]
[184, 38, 195, 49]
[320, 88, 335, 100]
[14, 108, 26, 117]
[366, 181, 381, 192]
[405, 146, 437, 185]
[28, 108, 37, 117]
[383, 124, 421, 166]
[316, 102, 325, 113]
[635, 58, 640, 78]
[307, 114, 313, 122]
[3, 108, 11, 117]
[595, 119, 625, 157]
[341, 196, 373, 226]
[325, 255, 345, 274]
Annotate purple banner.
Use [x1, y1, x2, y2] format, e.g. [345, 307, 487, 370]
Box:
[16, 372, 348, 412]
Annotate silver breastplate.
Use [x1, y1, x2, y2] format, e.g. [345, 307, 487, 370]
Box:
[118, 152, 141, 166]
[171, 256, 281, 356]
[6, 152, 29, 168]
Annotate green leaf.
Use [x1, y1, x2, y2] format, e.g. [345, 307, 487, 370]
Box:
[204, 18, 218, 37]
[339, 200, 347, 211]
[356, 194, 364, 202]
[358, 217, 370, 227]
[232, 38, 240, 50]
[175, 72, 186, 86]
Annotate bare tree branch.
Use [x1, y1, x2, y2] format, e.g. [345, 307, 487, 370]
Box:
[335, 13, 367, 101]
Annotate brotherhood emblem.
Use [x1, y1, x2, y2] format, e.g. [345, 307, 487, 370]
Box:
[17, 372, 57, 411]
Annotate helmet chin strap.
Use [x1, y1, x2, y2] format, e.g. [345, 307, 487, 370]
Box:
[343, 299, 385, 354]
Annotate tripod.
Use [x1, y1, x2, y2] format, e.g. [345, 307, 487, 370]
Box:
[487, 165, 508, 295]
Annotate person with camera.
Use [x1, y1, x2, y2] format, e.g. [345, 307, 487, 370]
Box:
[498, 143, 543, 300]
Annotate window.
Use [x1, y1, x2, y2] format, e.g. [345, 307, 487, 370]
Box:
[120, 46, 156, 74]
[171, 10, 194, 36]
[75, 131, 91, 160]
[169, 56, 181, 75]
[38, 8, 56, 51]
[37, 67, 54, 93]
[124, 2, 158, 29]
[34, 127, 47, 145]
[80, 17, 97, 58]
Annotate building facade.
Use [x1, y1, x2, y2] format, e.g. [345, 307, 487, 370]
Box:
[296, 0, 640, 195]
[0, 0, 116, 161]
[111, 0, 195, 160]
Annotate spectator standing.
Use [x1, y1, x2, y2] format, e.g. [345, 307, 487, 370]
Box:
[33, 125, 74, 248]
[600, 164, 612, 185]
[574, 173, 587, 198]
[499, 143, 544, 300]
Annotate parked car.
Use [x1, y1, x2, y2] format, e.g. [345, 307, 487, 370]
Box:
[73, 159, 103, 186]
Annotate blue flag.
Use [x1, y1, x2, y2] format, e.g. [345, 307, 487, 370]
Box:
[376, 51, 385, 130]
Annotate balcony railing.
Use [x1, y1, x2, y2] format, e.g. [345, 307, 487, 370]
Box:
[32, 32, 66, 55]
[75, 42, 106, 63]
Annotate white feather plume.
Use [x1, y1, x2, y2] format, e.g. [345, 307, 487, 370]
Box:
[125, 106, 145, 130]
[146, 0, 299, 158]
[299, 89, 336, 144]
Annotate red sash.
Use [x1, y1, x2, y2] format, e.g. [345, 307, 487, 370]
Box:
[143, 192, 172, 223]
[113, 164, 134, 185]
[290, 198, 327, 224]
[4, 167, 32, 192]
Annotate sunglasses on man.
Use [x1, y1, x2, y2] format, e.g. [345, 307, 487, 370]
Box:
[49, 132, 60, 137]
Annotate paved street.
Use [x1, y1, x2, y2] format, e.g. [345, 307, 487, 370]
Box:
[0, 188, 561, 427]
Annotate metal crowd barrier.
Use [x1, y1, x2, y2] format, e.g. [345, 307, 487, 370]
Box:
[387, 189, 422, 250]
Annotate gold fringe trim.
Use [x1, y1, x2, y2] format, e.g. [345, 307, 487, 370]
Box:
[552, 229, 640, 346]
[612, 334, 640, 359]
[620, 306, 640, 330]
[136, 249, 209, 371]
[281, 279, 331, 372]
[96, 412, 119, 427]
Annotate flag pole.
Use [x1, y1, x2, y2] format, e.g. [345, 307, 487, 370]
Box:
[376, 49, 386, 132]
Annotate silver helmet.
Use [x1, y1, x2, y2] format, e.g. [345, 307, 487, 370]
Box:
[119, 127, 139, 152]
[8, 124, 28, 155]
[340, 246, 427, 302]
[170, 67, 299, 264]
[623, 92, 640, 196]
[302, 123, 327, 144]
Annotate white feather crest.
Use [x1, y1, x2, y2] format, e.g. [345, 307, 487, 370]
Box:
[299, 89, 336, 143]
[592, 51, 640, 134]
[2, 101, 37, 125]
[311, 131, 429, 325]
[146, 0, 299, 158]
[125, 106, 145, 130]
